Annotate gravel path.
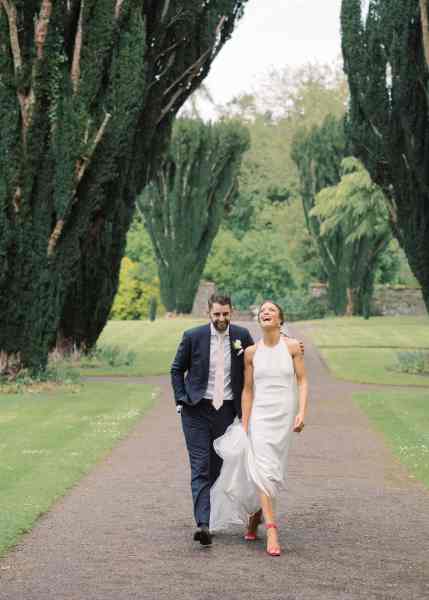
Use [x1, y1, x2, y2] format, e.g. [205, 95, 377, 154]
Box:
[0, 322, 428, 600]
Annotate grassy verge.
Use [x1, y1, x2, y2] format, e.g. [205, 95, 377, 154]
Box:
[318, 348, 429, 386]
[0, 382, 156, 557]
[301, 315, 429, 348]
[76, 318, 205, 377]
[299, 316, 429, 386]
[353, 389, 429, 488]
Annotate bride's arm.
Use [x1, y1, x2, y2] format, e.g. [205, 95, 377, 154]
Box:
[290, 340, 308, 432]
[241, 346, 255, 434]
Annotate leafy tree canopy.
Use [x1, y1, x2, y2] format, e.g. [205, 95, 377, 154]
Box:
[312, 157, 392, 317]
[139, 117, 249, 313]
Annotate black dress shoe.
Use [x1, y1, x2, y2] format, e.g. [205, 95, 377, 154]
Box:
[193, 525, 212, 546]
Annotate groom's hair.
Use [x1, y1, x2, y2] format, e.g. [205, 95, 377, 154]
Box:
[208, 293, 232, 309]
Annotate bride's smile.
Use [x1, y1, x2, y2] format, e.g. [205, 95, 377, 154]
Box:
[259, 302, 282, 330]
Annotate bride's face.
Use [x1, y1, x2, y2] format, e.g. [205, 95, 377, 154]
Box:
[258, 302, 282, 330]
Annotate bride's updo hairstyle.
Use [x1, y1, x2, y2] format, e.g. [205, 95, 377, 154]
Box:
[258, 300, 285, 326]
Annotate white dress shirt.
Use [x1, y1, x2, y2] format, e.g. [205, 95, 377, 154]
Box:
[204, 323, 233, 401]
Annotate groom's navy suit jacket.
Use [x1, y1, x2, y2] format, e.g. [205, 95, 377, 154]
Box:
[171, 323, 254, 418]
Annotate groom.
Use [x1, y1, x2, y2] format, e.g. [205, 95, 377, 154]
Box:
[171, 294, 254, 546]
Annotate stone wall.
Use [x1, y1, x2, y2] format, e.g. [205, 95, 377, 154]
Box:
[372, 286, 426, 316]
[309, 283, 426, 316]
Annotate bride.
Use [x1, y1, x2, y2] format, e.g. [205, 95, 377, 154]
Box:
[209, 300, 308, 557]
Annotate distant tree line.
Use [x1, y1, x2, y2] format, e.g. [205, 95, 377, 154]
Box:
[119, 60, 417, 320]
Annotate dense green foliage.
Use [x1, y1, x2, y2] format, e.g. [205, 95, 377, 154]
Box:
[312, 158, 392, 317]
[0, 0, 247, 371]
[139, 117, 249, 313]
[204, 224, 297, 309]
[121, 63, 414, 319]
[109, 256, 164, 320]
[222, 64, 348, 208]
[341, 0, 429, 313]
[108, 217, 163, 320]
[291, 115, 351, 313]
[200, 65, 348, 311]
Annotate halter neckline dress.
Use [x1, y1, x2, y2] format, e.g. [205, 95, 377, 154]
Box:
[210, 338, 297, 531]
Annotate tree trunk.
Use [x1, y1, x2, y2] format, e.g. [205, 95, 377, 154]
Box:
[158, 265, 177, 313]
[421, 283, 429, 314]
[326, 267, 349, 315]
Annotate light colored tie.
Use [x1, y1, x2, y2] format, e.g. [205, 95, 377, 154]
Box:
[212, 333, 225, 410]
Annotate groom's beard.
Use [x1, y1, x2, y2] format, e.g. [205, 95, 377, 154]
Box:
[212, 319, 230, 332]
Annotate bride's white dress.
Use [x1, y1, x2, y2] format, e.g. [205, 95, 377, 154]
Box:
[210, 338, 297, 531]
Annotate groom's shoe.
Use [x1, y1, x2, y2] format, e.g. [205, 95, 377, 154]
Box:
[193, 525, 212, 546]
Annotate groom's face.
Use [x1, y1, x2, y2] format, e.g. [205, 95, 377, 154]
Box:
[209, 302, 232, 333]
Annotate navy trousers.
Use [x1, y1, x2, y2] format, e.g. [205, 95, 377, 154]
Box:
[181, 400, 236, 527]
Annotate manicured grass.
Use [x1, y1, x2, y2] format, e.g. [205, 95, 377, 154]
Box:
[300, 316, 429, 386]
[318, 348, 429, 386]
[79, 318, 205, 377]
[0, 382, 156, 556]
[302, 315, 429, 348]
[353, 389, 429, 488]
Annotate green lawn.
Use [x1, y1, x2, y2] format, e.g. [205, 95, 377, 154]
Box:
[79, 318, 205, 377]
[354, 389, 429, 488]
[302, 315, 429, 348]
[300, 316, 429, 386]
[298, 315, 429, 487]
[0, 382, 156, 556]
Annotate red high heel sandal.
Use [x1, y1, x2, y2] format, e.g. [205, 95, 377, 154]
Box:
[266, 523, 281, 557]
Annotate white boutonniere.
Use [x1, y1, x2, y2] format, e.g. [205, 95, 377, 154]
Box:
[233, 339, 244, 356]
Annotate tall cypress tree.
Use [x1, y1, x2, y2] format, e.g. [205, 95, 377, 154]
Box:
[311, 158, 392, 318]
[0, 1, 248, 370]
[138, 118, 250, 313]
[291, 115, 351, 314]
[341, 0, 429, 312]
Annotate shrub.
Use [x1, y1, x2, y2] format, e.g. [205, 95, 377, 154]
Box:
[110, 257, 165, 320]
[0, 364, 80, 394]
[93, 345, 137, 368]
[394, 351, 429, 375]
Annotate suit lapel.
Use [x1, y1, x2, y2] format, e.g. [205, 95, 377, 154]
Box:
[229, 324, 237, 376]
[201, 324, 211, 376]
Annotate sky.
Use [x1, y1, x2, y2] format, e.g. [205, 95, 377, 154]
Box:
[204, 0, 343, 106]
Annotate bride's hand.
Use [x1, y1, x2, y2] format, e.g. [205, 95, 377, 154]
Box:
[293, 413, 305, 433]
